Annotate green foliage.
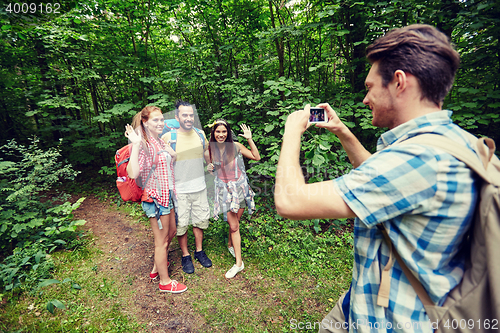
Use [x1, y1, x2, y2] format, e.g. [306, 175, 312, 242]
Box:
[1, 0, 498, 179]
[39, 278, 81, 314]
[207, 196, 354, 275]
[0, 242, 55, 292]
[0, 137, 80, 202]
[0, 242, 146, 332]
[0, 137, 86, 297]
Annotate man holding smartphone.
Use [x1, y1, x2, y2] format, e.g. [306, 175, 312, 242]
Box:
[275, 25, 478, 332]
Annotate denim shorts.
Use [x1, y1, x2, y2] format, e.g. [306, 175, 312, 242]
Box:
[141, 191, 174, 218]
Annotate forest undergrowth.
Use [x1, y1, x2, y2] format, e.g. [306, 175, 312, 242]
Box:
[0, 181, 354, 333]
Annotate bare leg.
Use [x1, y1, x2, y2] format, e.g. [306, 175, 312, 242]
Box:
[177, 233, 189, 257]
[193, 227, 204, 252]
[151, 211, 176, 275]
[228, 209, 244, 249]
[151, 210, 177, 285]
[227, 208, 245, 267]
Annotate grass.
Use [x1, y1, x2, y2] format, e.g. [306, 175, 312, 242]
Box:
[0, 236, 146, 333]
[189, 207, 353, 332]
[0, 189, 353, 333]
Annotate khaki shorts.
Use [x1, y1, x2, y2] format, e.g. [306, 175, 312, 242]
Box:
[318, 291, 348, 333]
[176, 188, 210, 236]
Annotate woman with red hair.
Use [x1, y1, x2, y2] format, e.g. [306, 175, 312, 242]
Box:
[125, 105, 187, 293]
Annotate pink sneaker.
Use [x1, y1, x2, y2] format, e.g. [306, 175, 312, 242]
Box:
[159, 280, 187, 293]
[150, 262, 170, 279]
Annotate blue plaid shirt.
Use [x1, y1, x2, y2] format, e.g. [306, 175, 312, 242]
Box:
[333, 111, 478, 332]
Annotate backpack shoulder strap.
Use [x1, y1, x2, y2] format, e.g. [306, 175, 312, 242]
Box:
[377, 225, 434, 307]
[169, 129, 177, 151]
[400, 134, 495, 183]
[193, 128, 206, 150]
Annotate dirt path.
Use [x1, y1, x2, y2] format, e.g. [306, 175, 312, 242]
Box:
[73, 195, 215, 333]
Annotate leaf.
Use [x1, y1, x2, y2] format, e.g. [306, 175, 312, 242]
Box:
[21, 256, 31, 266]
[319, 142, 331, 151]
[313, 219, 321, 233]
[39, 279, 60, 288]
[332, 30, 350, 36]
[72, 220, 87, 226]
[51, 300, 65, 309]
[353, 40, 368, 46]
[35, 251, 45, 263]
[477, 3, 490, 10]
[264, 124, 275, 132]
[46, 299, 65, 314]
[312, 154, 325, 167]
[72, 283, 82, 290]
[13, 223, 27, 233]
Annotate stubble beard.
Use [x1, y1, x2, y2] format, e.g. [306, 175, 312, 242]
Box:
[371, 98, 397, 129]
[179, 121, 193, 131]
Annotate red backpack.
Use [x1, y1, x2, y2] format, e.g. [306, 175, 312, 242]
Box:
[115, 142, 160, 202]
[115, 144, 144, 202]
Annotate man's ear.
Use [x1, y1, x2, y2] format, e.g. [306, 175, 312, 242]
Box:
[393, 69, 407, 95]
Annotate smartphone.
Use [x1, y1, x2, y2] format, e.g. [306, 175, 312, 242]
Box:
[309, 107, 327, 123]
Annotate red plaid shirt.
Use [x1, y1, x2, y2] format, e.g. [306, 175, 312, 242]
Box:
[138, 138, 175, 207]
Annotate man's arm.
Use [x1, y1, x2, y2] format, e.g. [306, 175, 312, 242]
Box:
[316, 103, 371, 168]
[274, 105, 356, 220]
[204, 149, 211, 165]
[202, 135, 211, 165]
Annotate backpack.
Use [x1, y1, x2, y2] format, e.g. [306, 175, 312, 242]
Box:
[160, 119, 206, 151]
[115, 142, 159, 202]
[378, 133, 500, 332]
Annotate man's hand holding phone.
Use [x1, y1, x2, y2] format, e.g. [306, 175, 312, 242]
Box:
[314, 103, 349, 135]
[284, 103, 349, 138]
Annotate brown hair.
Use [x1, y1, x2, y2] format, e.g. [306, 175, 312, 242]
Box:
[366, 24, 460, 106]
[132, 105, 162, 141]
[208, 120, 237, 166]
[175, 99, 192, 117]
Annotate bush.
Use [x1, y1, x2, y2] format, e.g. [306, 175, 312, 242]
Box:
[0, 136, 86, 293]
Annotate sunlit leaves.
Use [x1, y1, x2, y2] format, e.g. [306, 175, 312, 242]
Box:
[93, 103, 136, 123]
